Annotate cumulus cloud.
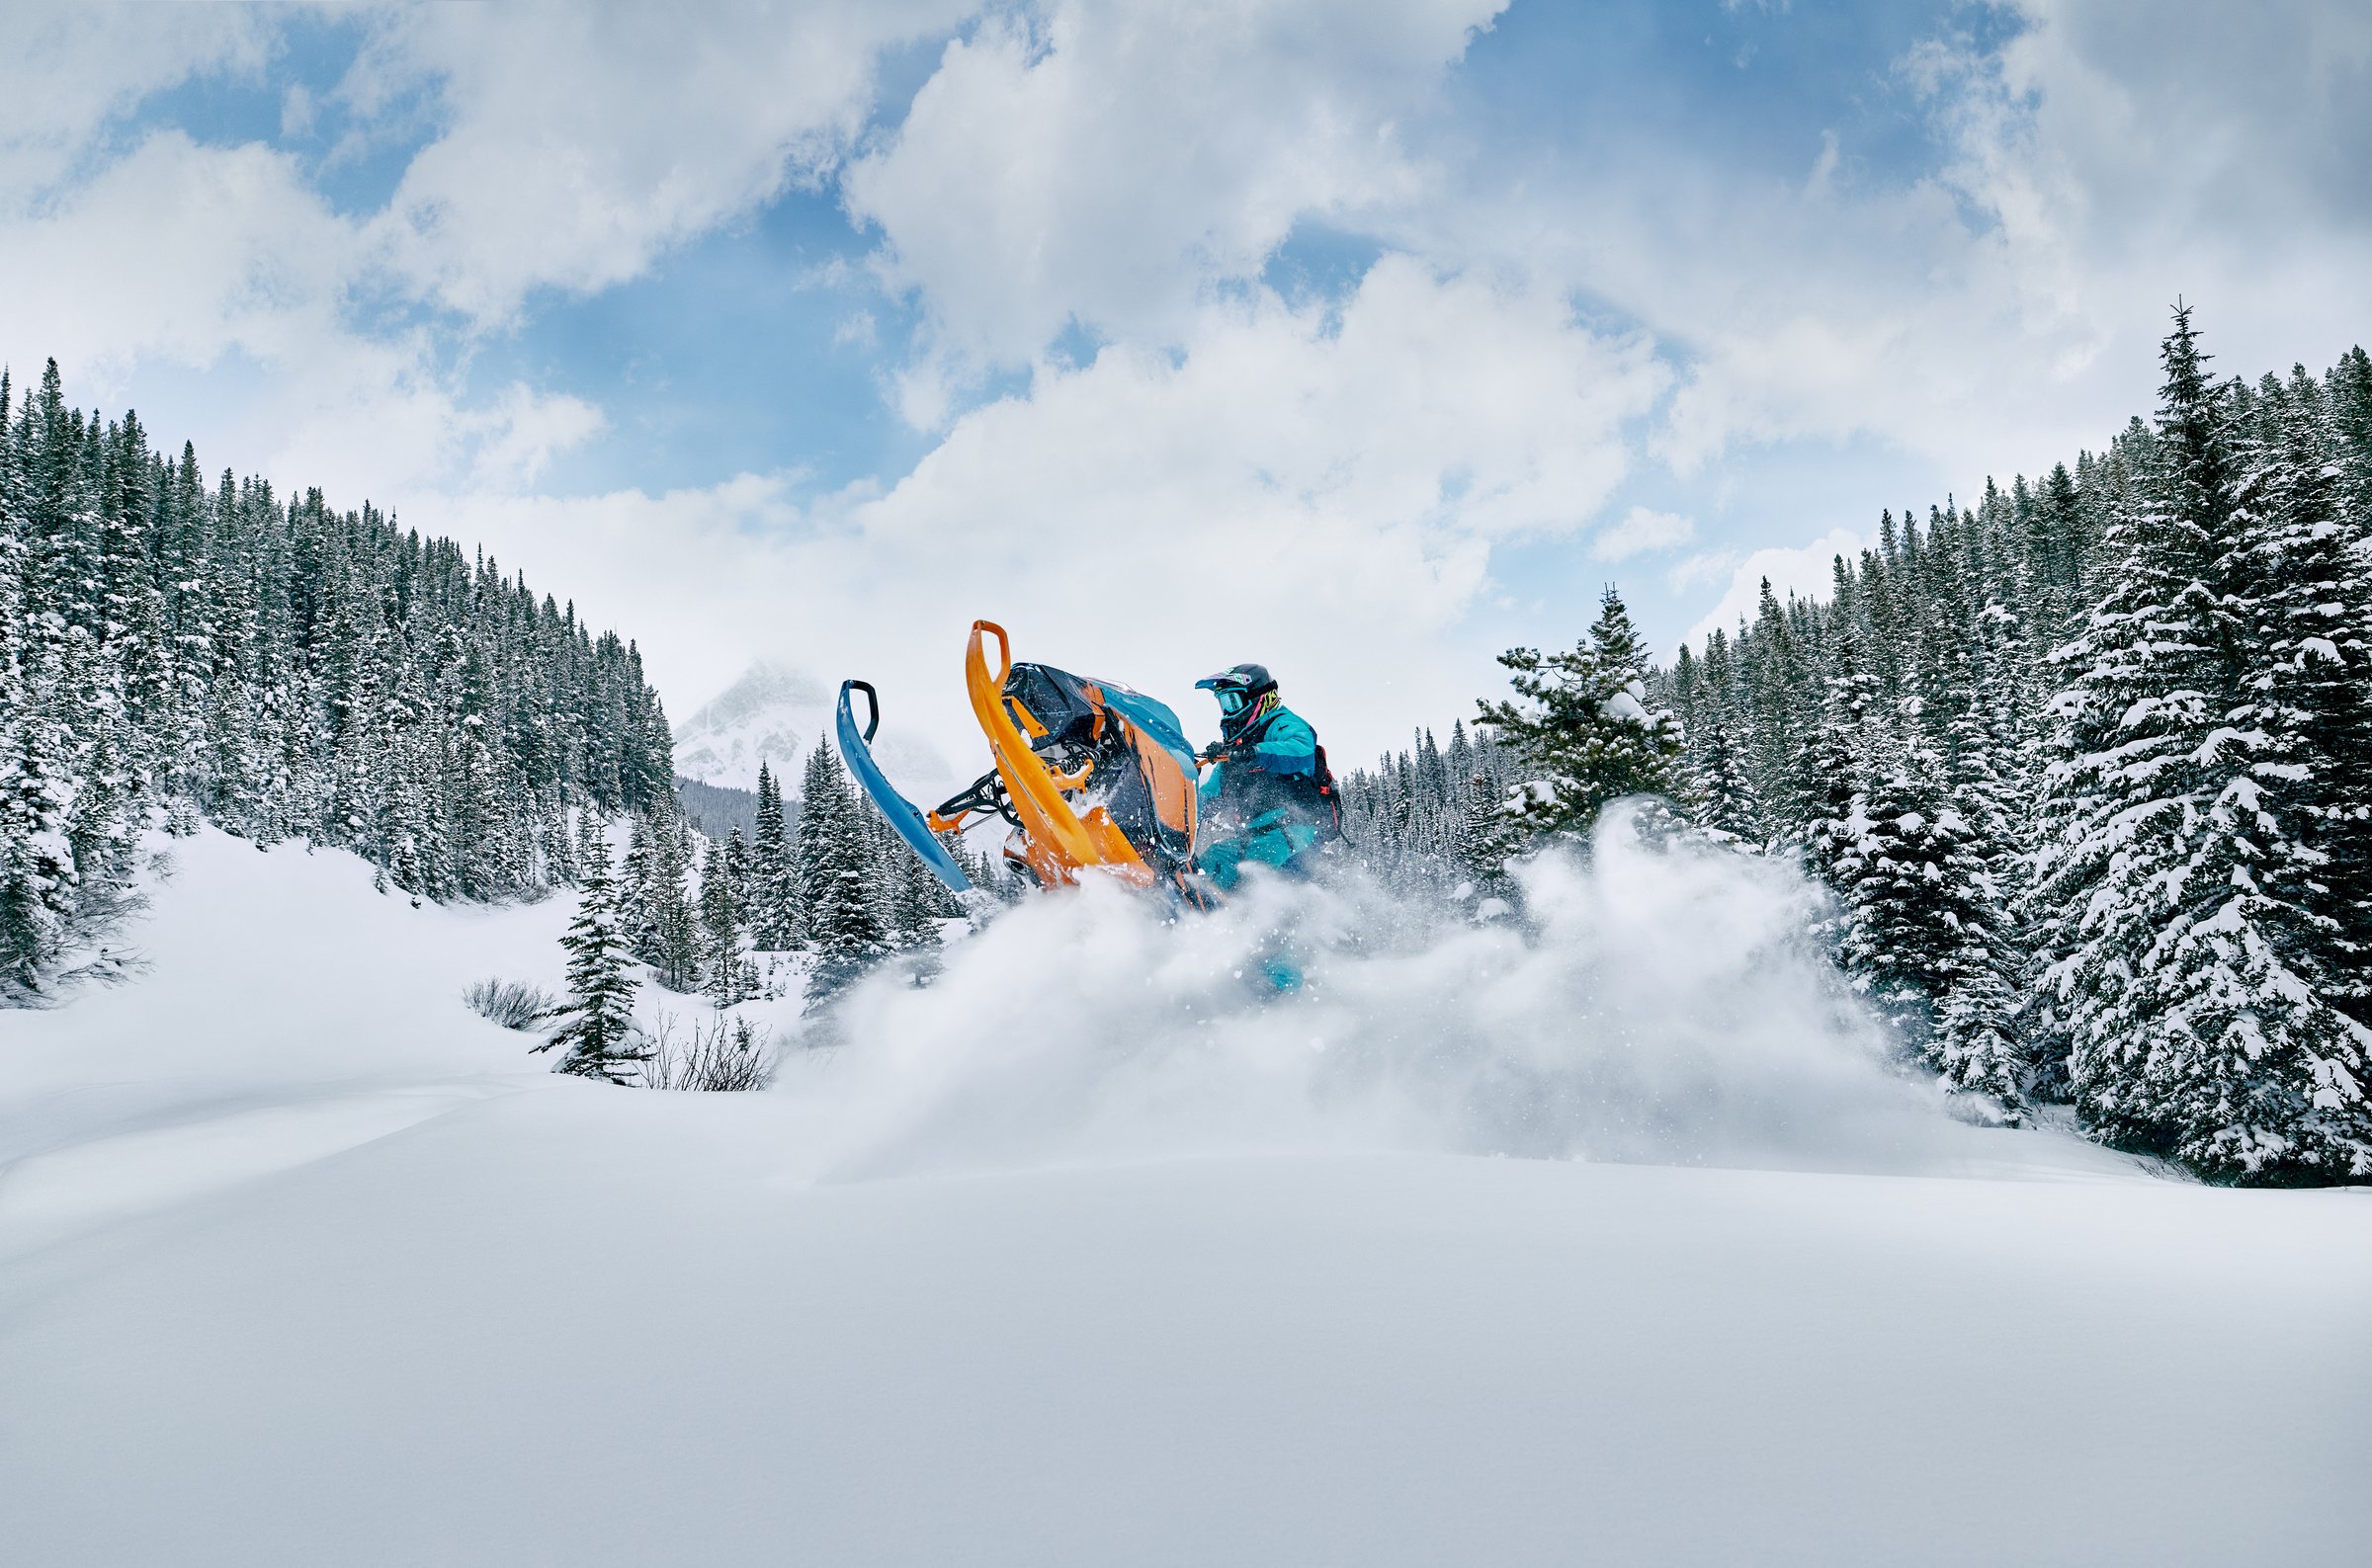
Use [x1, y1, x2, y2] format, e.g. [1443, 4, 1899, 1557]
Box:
[1388, 0, 2371, 558]
[0, 127, 612, 513]
[424, 256, 1663, 759]
[844, 0, 1504, 382]
[0, 6, 271, 206]
[347, 0, 974, 323]
[1, 3, 964, 509]
[1591, 506, 1695, 562]
[0, 132, 349, 383]
[1680, 528, 1863, 651]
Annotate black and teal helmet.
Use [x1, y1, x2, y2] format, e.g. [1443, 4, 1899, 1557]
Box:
[1197, 663, 1277, 738]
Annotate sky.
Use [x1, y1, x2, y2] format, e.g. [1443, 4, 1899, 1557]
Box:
[4, 0, 2368, 767]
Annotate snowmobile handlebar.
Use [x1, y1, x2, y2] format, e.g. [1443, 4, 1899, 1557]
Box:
[974, 619, 1013, 687]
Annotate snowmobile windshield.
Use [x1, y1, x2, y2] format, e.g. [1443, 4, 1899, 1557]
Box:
[999, 662, 1200, 875]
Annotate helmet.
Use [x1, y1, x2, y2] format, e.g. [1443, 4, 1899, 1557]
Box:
[1196, 663, 1277, 739]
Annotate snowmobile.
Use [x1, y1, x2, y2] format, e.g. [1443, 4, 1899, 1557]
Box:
[838, 620, 1215, 904]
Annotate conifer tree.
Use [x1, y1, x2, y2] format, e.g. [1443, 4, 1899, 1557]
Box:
[699, 827, 751, 1006]
[2234, 368, 2372, 1019]
[538, 840, 645, 1084]
[748, 761, 797, 949]
[799, 738, 888, 1000]
[1684, 712, 1763, 848]
[0, 687, 79, 1000]
[1478, 585, 1684, 846]
[643, 812, 702, 991]
[2033, 307, 2371, 1180]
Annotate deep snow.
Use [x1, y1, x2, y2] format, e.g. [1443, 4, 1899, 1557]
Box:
[2, 825, 2367, 1566]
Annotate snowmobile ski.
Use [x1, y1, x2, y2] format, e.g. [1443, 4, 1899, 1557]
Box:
[835, 679, 975, 895]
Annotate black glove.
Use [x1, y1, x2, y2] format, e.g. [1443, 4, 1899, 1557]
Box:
[1199, 741, 1235, 765]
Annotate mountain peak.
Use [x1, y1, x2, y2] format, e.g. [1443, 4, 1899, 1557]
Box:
[674, 659, 953, 796]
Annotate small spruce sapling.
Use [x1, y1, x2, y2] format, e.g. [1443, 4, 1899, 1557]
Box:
[537, 838, 646, 1083]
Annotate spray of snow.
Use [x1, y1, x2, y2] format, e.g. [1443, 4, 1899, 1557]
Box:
[783, 804, 1969, 1181]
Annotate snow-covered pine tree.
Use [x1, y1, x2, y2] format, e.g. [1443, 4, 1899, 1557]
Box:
[643, 810, 703, 992]
[619, 810, 660, 959]
[568, 804, 604, 887]
[699, 827, 752, 1006]
[748, 761, 798, 950]
[881, 828, 950, 950]
[1803, 617, 1897, 993]
[1741, 578, 1813, 832]
[2033, 307, 2372, 1181]
[1685, 714, 1763, 849]
[2326, 346, 2372, 526]
[1332, 715, 1514, 896]
[1478, 585, 1684, 848]
[1621, 321, 2372, 1174]
[799, 737, 888, 1000]
[2233, 367, 2372, 1022]
[0, 375, 83, 999]
[537, 838, 645, 1084]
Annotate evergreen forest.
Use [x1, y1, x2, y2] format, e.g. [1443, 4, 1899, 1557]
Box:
[0, 359, 673, 1000]
[1432, 308, 2372, 1184]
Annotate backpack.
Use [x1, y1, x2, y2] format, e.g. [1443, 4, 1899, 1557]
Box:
[1309, 742, 1344, 842]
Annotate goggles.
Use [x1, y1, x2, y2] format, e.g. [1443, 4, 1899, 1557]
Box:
[1215, 687, 1251, 716]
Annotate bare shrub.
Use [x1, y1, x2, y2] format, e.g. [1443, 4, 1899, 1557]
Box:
[639, 1010, 774, 1092]
[466, 978, 557, 1030]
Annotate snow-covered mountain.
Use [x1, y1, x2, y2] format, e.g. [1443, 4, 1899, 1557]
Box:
[673, 659, 955, 798]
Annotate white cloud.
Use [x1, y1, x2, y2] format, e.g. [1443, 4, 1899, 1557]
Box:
[0, 128, 610, 513]
[425, 256, 1663, 762]
[820, 256, 1662, 752]
[832, 311, 879, 350]
[2, 5, 972, 517]
[1426, 0, 2372, 505]
[843, 0, 1504, 381]
[0, 6, 271, 206]
[280, 84, 317, 141]
[348, 0, 976, 325]
[404, 473, 808, 713]
[1591, 507, 1695, 562]
[0, 131, 352, 383]
[1666, 549, 1739, 592]
[1681, 528, 1862, 651]
[462, 385, 608, 493]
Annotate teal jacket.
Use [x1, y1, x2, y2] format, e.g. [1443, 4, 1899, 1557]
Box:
[1197, 706, 1323, 887]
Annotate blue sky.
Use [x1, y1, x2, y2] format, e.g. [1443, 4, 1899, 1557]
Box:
[5, 0, 2368, 766]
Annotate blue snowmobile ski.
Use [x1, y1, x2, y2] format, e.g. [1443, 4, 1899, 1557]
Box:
[836, 680, 974, 895]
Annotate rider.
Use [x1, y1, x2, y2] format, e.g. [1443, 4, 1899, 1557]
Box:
[1193, 663, 1335, 890]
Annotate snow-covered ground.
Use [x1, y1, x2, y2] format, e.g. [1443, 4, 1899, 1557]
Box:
[3, 825, 2367, 1566]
